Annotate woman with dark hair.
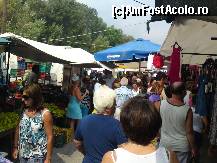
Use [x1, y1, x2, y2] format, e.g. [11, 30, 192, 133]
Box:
[12, 84, 53, 163]
[102, 96, 168, 163]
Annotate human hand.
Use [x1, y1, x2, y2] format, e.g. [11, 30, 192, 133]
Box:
[85, 90, 89, 95]
[44, 158, 51, 163]
[191, 148, 198, 158]
[12, 148, 18, 159]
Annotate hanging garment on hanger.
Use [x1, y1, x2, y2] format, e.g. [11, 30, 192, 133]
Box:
[195, 75, 208, 116]
[168, 47, 181, 84]
[153, 53, 164, 68]
[147, 54, 154, 70]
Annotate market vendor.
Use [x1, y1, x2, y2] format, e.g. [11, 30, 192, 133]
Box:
[23, 64, 40, 86]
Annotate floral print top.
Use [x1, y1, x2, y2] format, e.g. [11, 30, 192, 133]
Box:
[19, 110, 49, 158]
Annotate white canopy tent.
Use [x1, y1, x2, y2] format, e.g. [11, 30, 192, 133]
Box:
[0, 33, 112, 70]
[160, 17, 217, 65]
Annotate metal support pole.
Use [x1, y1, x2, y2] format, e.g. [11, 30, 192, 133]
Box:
[139, 60, 141, 72]
[6, 44, 10, 84]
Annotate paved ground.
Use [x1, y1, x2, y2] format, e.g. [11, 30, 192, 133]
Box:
[52, 143, 83, 163]
[52, 134, 217, 163]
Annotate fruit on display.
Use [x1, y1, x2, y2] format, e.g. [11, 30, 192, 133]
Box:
[0, 112, 19, 133]
[43, 103, 65, 118]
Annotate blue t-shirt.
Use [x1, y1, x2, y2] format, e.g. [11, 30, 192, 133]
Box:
[74, 114, 127, 163]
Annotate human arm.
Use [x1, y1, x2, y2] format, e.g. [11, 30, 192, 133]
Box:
[12, 124, 19, 159]
[75, 87, 88, 101]
[201, 116, 208, 133]
[43, 111, 53, 163]
[154, 101, 161, 112]
[185, 109, 197, 157]
[102, 151, 115, 163]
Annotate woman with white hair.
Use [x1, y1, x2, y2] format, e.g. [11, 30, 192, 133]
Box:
[73, 85, 127, 163]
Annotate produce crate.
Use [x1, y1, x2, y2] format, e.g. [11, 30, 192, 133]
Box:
[53, 133, 66, 148]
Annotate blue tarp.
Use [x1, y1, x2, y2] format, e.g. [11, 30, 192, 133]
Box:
[94, 38, 160, 61]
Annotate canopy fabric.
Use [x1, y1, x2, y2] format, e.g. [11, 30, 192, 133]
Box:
[0, 33, 70, 64]
[160, 18, 217, 64]
[0, 33, 95, 64]
[94, 38, 160, 61]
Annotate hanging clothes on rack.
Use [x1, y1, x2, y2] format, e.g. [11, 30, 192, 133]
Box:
[209, 83, 217, 145]
[195, 74, 208, 116]
[168, 46, 181, 84]
[147, 54, 154, 70]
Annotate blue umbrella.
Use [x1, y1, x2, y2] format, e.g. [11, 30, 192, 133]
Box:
[94, 38, 160, 61]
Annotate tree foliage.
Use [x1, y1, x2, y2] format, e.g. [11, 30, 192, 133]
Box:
[0, 0, 134, 52]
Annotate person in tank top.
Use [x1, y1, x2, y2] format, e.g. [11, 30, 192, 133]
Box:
[12, 84, 53, 163]
[102, 96, 168, 163]
[159, 82, 197, 163]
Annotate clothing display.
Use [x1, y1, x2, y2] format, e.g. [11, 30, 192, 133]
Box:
[153, 53, 164, 69]
[168, 47, 181, 84]
[66, 96, 82, 119]
[209, 84, 217, 145]
[181, 65, 199, 82]
[147, 55, 154, 70]
[195, 75, 208, 116]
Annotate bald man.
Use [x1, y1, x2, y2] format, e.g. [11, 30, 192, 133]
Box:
[159, 82, 197, 163]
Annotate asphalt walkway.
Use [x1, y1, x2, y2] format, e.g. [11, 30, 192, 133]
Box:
[53, 134, 217, 163]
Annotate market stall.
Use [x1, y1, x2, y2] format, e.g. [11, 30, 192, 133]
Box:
[160, 17, 217, 64]
[0, 33, 116, 157]
[160, 17, 217, 132]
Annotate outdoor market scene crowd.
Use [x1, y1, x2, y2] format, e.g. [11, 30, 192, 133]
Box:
[10, 68, 217, 163]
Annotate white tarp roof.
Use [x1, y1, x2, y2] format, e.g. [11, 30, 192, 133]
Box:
[0, 33, 97, 65]
[160, 17, 217, 65]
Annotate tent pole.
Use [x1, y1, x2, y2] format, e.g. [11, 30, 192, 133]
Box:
[6, 44, 10, 84]
[139, 60, 141, 72]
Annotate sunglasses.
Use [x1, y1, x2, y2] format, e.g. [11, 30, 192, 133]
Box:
[22, 95, 30, 100]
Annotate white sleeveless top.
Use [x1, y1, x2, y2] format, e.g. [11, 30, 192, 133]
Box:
[111, 147, 168, 163]
[160, 100, 190, 152]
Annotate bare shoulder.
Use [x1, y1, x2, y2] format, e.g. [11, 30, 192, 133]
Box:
[102, 151, 114, 163]
[42, 108, 52, 119]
